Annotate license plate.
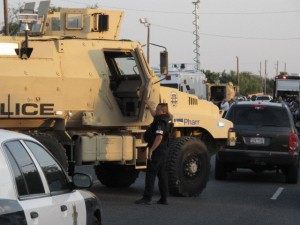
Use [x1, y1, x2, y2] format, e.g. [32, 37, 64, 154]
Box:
[249, 137, 265, 145]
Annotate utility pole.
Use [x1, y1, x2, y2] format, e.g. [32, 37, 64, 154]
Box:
[260, 61, 263, 93]
[3, 0, 9, 35]
[264, 60, 267, 94]
[236, 56, 239, 95]
[276, 60, 279, 76]
[284, 62, 287, 72]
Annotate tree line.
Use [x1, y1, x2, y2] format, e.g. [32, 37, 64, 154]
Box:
[202, 70, 274, 96]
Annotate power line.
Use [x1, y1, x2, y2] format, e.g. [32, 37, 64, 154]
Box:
[200, 10, 300, 15]
[100, 5, 191, 15]
[50, 1, 300, 15]
[93, 4, 300, 16]
[152, 24, 300, 41]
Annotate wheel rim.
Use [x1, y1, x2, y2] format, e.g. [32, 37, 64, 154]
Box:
[183, 154, 201, 179]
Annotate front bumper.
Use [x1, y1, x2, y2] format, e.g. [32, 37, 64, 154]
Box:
[218, 148, 299, 167]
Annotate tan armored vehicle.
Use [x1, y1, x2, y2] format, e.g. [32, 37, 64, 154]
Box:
[0, 2, 233, 196]
[207, 82, 237, 106]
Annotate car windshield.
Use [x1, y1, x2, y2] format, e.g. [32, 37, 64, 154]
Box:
[226, 105, 290, 127]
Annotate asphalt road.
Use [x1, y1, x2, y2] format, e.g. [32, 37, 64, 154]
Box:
[78, 156, 300, 225]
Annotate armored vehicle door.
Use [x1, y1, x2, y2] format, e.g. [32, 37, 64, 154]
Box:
[104, 48, 151, 120]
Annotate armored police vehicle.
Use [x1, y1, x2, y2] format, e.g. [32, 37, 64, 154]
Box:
[155, 63, 207, 99]
[0, 1, 233, 197]
[206, 82, 236, 106]
[0, 130, 101, 225]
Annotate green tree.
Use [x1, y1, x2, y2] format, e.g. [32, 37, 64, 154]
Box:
[1, 4, 22, 35]
[201, 70, 221, 83]
[1, 22, 19, 35]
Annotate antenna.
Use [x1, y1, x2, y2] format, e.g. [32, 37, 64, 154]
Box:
[192, 0, 200, 71]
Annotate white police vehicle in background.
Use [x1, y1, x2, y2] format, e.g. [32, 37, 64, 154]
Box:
[154, 63, 207, 99]
[0, 130, 101, 225]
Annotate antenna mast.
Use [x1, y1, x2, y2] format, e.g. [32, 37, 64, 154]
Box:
[192, 0, 200, 71]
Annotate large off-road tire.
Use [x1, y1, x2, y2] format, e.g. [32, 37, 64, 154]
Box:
[28, 132, 68, 171]
[95, 164, 139, 188]
[200, 132, 217, 156]
[285, 164, 299, 184]
[214, 154, 227, 180]
[167, 137, 210, 197]
[92, 216, 101, 225]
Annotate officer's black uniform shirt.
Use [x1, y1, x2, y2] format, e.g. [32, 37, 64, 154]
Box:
[144, 114, 171, 155]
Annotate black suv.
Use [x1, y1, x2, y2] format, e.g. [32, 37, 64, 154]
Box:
[215, 101, 299, 183]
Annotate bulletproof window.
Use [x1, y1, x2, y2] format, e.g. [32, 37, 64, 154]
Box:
[4, 141, 45, 196]
[51, 17, 61, 31]
[92, 14, 109, 32]
[210, 86, 226, 101]
[98, 14, 109, 32]
[66, 13, 83, 30]
[25, 141, 70, 193]
[104, 51, 139, 78]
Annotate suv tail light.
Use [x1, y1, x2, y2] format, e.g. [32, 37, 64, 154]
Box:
[227, 128, 236, 147]
[288, 132, 298, 155]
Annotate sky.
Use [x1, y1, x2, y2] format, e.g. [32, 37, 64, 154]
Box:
[1, 0, 300, 77]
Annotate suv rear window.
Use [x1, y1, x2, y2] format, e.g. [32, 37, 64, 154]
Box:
[226, 105, 290, 127]
[256, 96, 270, 100]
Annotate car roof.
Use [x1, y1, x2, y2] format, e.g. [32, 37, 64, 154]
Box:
[234, 101, 285, 107]
[0, 129, 36, 144]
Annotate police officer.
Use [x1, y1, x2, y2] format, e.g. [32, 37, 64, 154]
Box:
[135, 102, 171, 205]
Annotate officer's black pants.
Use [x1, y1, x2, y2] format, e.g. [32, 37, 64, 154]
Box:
[143, 151, 168, 201]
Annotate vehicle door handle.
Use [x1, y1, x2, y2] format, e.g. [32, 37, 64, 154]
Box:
[30, 212, 39, 219]
[61, 205, 68, 212]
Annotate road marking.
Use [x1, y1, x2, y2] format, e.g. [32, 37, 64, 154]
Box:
[270, 187, 284, 200]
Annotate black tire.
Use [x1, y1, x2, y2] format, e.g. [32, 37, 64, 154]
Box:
[200, 132, 217, 156]
[167, 137, 210, 197]
[92, 216, 101, 225]
[28, 132, 68, 171]
[215, 154, 227, 180]
[285, 164, 299, 184]
[95, 164, 139, 188]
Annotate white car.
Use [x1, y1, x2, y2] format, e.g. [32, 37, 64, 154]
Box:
[0, 130, 101, 225]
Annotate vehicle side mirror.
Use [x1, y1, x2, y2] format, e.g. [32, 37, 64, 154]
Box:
[72, 173, 93, 189]
[160, 50, 168, 75]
